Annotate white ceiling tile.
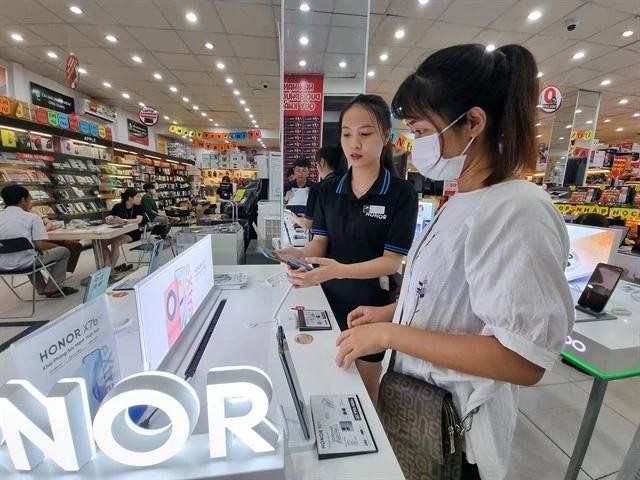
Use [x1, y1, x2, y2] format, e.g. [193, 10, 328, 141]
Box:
[0, 27, 50, 48]
[387, 66, 414, 82]
[196, 55, 242, 74]
[126, 27, 191, 54]
[623, 40, 640, 53]
[155, 52, 208, 71]
[176, 31, 235, 56]
[73, 25, 146, 51]
[372, 16, 435, 46]
[440, 0, 517, 28]
[591, 0, 640, 15]
[606, 79, 640, 96]
[581, 48, 639, 73]
[215, 1, 277, 36]
[25, 24, 98, 48]
[154, 0, 225, 32]
[326, 27, 368, 54]
[370, 0, 392, 14]
[172, 71, 218, 85]
[35, 0, 116, 24]
[416, 21, 483, 50]
[545, 67, 605, 88]
[472, 28, 531, 47]
[522, 35, 576, 62]
[228, 35, 279, 59]
[285, 10, 333, 27]
[398, 47, 434, 68]
[586, 17, 640, 47]
[540, 2, 630, 40]
[368, 44, 412, 67]
[239, 58, 279, 76]
[333, 0, 369, 16]
[332, 13, 369, 29]
[59, 46, 124, 67]
[365, 65, 394, 83]
[321, 53, 366, 74]
[283, 24, 330, 53]
[489, 0, 584, 34]
[108, 49, 166, 70]
[369, 14, 383, 35]
[5, 0, 65, 23]
[99, 0, 172, 28]
[386, 0, 452, 19]
[542, 42, 616, 67]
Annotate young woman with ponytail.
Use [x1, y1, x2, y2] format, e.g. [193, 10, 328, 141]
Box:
[335, 45, 574, 479]
[280, 94, 418, 404]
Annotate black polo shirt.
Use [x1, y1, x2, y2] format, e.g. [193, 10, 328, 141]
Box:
[304, 171, 337, 220]
[311, 167, 418, 329]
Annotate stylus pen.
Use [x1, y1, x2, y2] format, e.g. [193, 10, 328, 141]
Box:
[272, 283, 294, 325]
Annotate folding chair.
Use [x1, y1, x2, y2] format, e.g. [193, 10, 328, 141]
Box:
[0, 237, 66, 318]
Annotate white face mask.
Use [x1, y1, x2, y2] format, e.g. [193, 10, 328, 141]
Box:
[411, 111, 475, 181]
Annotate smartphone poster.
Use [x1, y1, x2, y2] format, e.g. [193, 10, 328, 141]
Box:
[10, 295, 120, 417]
[136, 235, 213, 370]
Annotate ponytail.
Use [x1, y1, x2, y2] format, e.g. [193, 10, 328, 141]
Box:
[391, 43, 540, 185]
[491, 44, 538, 184]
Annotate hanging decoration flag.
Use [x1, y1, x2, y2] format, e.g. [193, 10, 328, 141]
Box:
[139, 106, 159, 126]
[65, 53, 80, 89]
[539, 85, 562, 113]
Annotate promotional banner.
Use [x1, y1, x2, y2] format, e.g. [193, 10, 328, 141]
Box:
[283, 74, 324, 174]
[10, 295, 120, 416]
[30, 82, 75, 114]
[82, 98, 117, 123]
[0, 95, 113, 141]
[66, 53, 79, 89]
[0, 64, 7, 96]
[611, 156, 628, 178]
[139, 106, 159, 126]
[168, 124, 261, 141]
[135, 235, 214, 370]
[127, 118, 149, 146]
[191, 138, 238, 151]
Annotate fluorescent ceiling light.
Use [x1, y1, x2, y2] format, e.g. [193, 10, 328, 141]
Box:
[69, 5, 83, 14]
[339, 60, 347, 68]
[205, 42, 214, 50]
[153, 72, 162, 80]
[379, 53, 388, 61]
[169, 86, 178, 92]
[367, 70, 375, 77]
[299, 35, 309, 46]
[572, 51, 585, 60]
[600, 79, 611, 86]
[78, 67, 87, 74]
[185, 11, 198, 23]
[299, 59, 307, 67]
[10, 33, 24, 42]
[122, 92, 130, 99]
[47, 51, 58, 59]
[131, 55, 142, 63]
[102, 81, 112, 88]
[105, 34, 118, 43]
[300, 3, 310, 12]
[216, 62, 225, 70]
[394, 29, 405, 39]
[485, 44, 496, 52]
[528, 10, 542, 21]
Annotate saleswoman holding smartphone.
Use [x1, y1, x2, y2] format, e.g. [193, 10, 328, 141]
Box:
[281, 94, 418, 404]
[335, 45, 574, 479]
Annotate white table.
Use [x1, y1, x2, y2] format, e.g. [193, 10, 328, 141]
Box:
[108, 264, 404, 480]
[563, 281, 640, 480]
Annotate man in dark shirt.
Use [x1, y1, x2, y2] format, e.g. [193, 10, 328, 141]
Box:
[104, 188, 145, 271]
[284, 157, 316, 215]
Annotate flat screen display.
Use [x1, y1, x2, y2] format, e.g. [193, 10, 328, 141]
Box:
[135, 235, 214, 370]
[565, 224, 617, 282]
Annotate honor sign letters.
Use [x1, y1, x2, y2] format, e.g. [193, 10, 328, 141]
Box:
[0, 366, 279, 473]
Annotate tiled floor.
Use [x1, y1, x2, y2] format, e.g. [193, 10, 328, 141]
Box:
[1, 247, 638, 479]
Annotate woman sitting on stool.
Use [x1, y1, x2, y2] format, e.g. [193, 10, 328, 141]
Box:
[103, 188, 145, 272]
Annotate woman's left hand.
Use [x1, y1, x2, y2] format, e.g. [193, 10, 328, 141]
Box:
[286, 257, 346, 287]
[335, 324, 391, 369]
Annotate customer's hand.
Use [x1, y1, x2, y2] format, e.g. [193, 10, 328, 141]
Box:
[335, 324, 392, 369]
[286, 257, 345, 287]
[276, 246, 305, 260]
[347, 305, 394, 328]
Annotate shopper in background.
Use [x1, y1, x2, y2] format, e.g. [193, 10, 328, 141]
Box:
[281, 94, 418, 403]
[283, 157, 315, 201]
[103, 188, 145, 272]
[287, 145, 346, 231]
[335, 44, 574, 480]
[0, 185, 78, 297]
[41, 216, 83, 273]
[218, 175, 233, 201]
[141, 182, 173, 238]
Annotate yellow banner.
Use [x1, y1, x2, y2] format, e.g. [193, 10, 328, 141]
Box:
[554, 203, 610, 216]
[609, 207, 640, 221]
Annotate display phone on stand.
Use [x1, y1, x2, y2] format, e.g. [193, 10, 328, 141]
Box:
[575, 262, 623, 322]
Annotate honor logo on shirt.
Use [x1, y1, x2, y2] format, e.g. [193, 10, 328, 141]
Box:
[363, 204, 387, 220]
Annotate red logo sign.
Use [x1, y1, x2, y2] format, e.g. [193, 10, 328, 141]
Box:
[283, 75, 324, 117]
[139, 106, 159, 126]
[539, 85, 562, 113]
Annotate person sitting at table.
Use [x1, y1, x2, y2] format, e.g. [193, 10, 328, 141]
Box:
[141, 182, 173, 238]
[102, 188, 145, 272]
[40, 216, 83, 274]
[0, 185, 78, 298]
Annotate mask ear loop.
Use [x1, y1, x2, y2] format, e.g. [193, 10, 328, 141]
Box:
[434, 110, 472, 166]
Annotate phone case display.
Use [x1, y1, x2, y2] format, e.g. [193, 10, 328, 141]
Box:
[600, 186, 634, 205]
[569, 187, 601, 203]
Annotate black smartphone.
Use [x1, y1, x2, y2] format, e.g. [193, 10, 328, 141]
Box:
[576, 263, 623, 313]
[257, 246, 314, 271]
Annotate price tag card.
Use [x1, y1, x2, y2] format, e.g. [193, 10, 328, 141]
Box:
[310, 394, 378, 459]
[295, 309, 332, 331]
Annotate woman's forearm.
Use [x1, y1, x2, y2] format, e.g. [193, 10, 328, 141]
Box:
[339, 253, 401, 280]
[299, 237, 327, 258]
[383, 324, 545, 386]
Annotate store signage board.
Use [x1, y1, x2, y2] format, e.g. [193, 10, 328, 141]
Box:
[65, 53, 79, 89]
[0, 95, 113, 141]
[9, 295, 120, 418]
[0, 367, 281, 476]
[81, 98, 117, 123]
[168, 125, 262, 141]
[127, 118, 149, 146]
[539, 85, 562, 114]
[30, 82, 75, 114]
[139, 106, 159, 126]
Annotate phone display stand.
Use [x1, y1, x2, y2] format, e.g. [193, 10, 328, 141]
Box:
[279, 404, 316, 452]
[575, 305, 618, 322]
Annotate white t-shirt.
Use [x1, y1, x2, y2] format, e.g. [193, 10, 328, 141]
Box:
[0, 206, 48, 270]
[393, 180, 574, 480]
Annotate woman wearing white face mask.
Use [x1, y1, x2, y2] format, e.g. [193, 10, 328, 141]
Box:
[335, 44, 574, 480]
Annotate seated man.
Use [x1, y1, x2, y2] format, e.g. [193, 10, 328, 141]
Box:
[0, 185, 78, 298]
[103, 188, 145, 272]
[141, 183, 172, 238]
[41, 216, 83, 273]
